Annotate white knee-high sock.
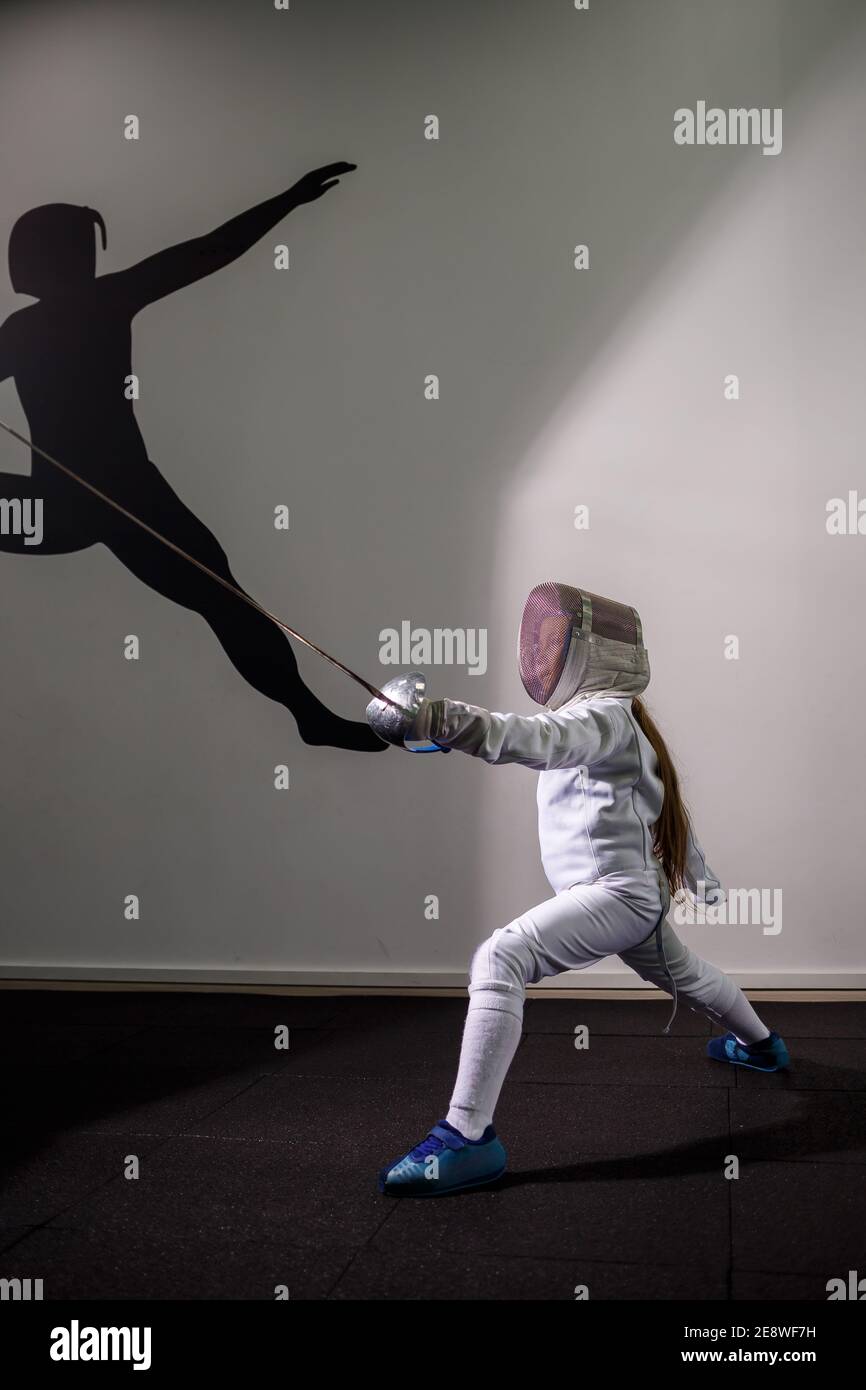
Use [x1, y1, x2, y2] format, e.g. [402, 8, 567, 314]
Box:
[446, 992, 523, 1140]
[714, 988, 770, 1045]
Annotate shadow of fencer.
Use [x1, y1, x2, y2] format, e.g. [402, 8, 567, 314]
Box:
[488, 1055, 866, 1191]
[0, 163, 384, 752]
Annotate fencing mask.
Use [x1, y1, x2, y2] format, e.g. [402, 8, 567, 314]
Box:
[518, 581, 650, 709]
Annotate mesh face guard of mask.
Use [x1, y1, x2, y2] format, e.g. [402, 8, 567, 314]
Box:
[518, 581, 648, 709]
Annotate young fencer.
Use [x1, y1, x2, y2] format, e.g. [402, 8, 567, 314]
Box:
[368, 581, 789, 1197]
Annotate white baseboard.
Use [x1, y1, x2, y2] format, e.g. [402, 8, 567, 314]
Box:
[1, 965, 865, 991]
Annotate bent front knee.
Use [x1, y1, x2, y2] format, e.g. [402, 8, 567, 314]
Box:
[469, 926, 536, 996]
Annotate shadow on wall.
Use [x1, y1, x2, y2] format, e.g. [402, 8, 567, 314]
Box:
[0, 0, 861, 978]
[0, 163, 384, 754]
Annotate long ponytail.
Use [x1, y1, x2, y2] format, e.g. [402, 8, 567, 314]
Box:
[631, 695, 690, 894]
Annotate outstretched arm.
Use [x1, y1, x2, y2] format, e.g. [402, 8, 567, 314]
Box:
[412, 698, 630, 771]
[108, 162, 356, 312]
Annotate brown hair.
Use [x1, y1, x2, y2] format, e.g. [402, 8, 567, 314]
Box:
[631, 695, 690, 894]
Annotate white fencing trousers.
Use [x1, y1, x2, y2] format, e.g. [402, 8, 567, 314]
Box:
[446, 878, 749, 1140]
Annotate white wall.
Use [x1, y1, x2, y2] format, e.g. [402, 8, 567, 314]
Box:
[0, 0, 864, 987]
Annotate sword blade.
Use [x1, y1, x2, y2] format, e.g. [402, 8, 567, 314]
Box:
[0, 416, 401, 709]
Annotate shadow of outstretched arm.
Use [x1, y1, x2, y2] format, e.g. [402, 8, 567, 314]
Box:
[104, 161, 357, 311]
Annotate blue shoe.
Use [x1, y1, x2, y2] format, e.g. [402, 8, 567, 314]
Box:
[379, 1119, 507, 1197]
[707, 1030, 790, 1072]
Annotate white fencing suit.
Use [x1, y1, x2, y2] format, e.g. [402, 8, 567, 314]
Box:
[425, 692, 740, 995]
[405, 581, 769, 1140]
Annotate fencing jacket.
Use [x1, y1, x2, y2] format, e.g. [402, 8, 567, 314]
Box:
[424, 693, 722, 901]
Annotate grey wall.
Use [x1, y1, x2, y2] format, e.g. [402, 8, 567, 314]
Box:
[0, 0, 864, 986]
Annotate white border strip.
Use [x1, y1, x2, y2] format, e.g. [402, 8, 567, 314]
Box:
[1, 965, 865, 989]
